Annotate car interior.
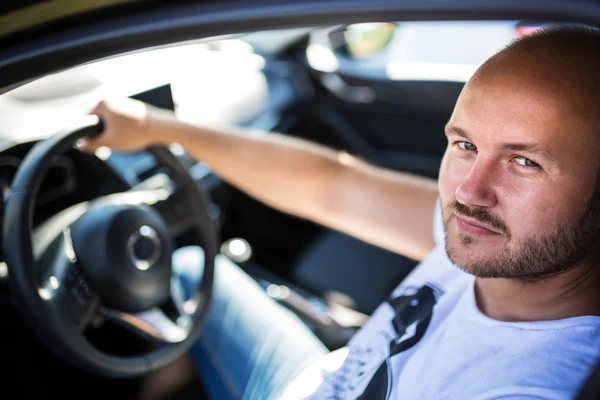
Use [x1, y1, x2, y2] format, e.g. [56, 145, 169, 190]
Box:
[0, 10, 598, 399]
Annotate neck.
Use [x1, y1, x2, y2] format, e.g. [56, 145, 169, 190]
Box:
[474, 258, 600, 322]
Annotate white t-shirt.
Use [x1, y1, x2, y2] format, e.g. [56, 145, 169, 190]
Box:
[280, 200, 600, 400]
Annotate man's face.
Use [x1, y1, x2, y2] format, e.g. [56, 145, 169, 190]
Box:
[438, 65, 600, 280]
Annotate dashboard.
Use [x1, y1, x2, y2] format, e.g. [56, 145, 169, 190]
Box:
[0, 153, 78, 207]
[0, 57, 310, 264]
[0, 141, 130, 259]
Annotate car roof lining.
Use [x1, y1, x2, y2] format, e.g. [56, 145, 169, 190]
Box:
[1, 0, 600, 92]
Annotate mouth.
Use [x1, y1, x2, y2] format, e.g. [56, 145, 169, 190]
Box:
[455, 214, 501, 236]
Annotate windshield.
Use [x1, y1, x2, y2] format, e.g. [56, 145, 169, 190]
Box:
[0, 21, 540, 143]
[0, 36, 269, 142]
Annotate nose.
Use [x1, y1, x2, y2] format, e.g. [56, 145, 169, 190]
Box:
[455, 160, 497, 208]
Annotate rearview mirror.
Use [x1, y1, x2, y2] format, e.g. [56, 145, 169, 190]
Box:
[343, 22, 396, 58]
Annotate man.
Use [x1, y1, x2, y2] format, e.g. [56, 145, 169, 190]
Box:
[79, 25, 600, 399]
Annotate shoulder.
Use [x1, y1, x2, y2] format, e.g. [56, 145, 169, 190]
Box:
[476, 324, 600, 400]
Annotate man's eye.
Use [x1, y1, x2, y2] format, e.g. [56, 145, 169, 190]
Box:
[514, 156, 540, 168]
[457, 141, 477, 151]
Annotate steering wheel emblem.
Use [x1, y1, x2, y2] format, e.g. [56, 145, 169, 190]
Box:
[127, 225, 161, 271]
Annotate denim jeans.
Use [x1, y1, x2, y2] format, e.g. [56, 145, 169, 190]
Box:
[172, 246, 329, 400]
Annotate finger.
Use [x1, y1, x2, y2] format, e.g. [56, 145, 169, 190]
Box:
[87, 100, 102, 118]
[80, 101, 110, 151]
[77, 134, 105, 153]
[76, 138, 94, 152]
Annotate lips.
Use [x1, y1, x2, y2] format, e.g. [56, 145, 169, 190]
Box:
[455, 214, 500, 235]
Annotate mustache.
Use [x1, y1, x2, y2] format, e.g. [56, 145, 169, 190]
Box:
[446, 201, 509, 236]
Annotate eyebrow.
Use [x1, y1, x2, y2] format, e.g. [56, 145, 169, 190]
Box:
[444, 125, 556, 162]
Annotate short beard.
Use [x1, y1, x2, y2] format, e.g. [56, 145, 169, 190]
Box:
[443, 180, 600, 282]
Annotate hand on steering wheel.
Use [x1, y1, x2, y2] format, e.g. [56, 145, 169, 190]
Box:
[78, 98, 174, 153]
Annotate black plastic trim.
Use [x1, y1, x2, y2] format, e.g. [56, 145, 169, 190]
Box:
[1, 0, 600, 92]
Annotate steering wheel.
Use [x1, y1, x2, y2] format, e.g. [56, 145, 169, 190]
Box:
[2, 115, 217, 378]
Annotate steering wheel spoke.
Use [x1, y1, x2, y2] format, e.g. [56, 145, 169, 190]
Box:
[35, 226, 102, 331]
[106, 306, 192, 343]
[63, 264, 103, 331]
[127, 172, 196, 235]
[153, 191, 196, 235]
[104, 278, 197, 343]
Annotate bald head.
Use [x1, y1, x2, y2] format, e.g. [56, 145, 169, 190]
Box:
[481, 25, 600, 79]
[466, 25, 600, 150]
